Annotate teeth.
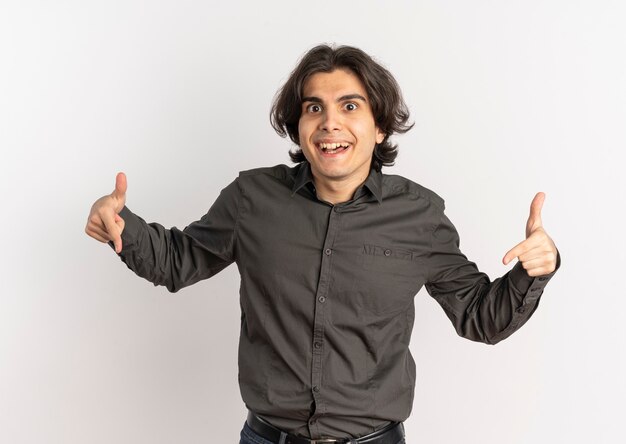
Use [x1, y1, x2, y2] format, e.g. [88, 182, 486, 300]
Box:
[319, 142, 350, 150]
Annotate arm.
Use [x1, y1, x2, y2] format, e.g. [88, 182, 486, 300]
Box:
[106, 179, 243, 293]
[424, 195, 560, 345]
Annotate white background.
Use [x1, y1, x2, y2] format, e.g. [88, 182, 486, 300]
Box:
[1, 1, 624, 443]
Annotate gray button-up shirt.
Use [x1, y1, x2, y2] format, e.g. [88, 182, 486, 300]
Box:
[110, 161, 561, 439]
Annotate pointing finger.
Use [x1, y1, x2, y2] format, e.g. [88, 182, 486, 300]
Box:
[101, 210, 122, 253]
[503, 238, 538, 265]
[114, 213, 125, 234]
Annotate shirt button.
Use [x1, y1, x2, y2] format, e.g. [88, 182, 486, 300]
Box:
[530, 287, 541, 292]
[325, 248, 332, 256]
[313, 386, 320, 392]
[384, 249, 392, 256]
[314, 342, 322, 349]
[538, 277, 548, 281]
[318, 296, 326, 303]
[333, 206, 341, 212]
[516, 307, 526, 314]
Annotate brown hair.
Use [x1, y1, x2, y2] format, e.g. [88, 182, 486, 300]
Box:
[270, 44, 414, 171]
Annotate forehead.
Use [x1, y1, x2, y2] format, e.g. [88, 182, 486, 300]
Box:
[302, 68, 369, 99]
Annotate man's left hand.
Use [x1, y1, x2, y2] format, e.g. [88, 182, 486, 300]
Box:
[502, 192, 558, 277]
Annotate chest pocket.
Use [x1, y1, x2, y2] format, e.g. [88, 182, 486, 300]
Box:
[353, 244, 425, 316]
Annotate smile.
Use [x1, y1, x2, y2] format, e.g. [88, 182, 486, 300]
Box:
[316, 142, 352, 156]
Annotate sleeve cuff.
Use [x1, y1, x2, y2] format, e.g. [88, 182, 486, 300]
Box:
[107, 206, 144, 254]
[509, 248, 561, 304]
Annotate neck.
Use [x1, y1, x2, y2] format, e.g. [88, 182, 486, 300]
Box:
[312, 172, 369, 205]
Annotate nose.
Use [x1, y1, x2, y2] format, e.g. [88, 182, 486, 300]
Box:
[319, 107, 342, 132]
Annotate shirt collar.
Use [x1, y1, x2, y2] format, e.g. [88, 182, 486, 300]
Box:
[291, 161, 315, 196]
[291, 161, 383, 204]
[363, 167, 383, 203]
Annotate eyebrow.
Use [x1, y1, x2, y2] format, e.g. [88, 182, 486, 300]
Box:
[301, 93, 368, 104]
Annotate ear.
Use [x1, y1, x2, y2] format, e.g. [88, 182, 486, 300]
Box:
[375, 127, 385, 144]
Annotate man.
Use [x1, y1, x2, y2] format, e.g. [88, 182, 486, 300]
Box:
[85, 44, 560, 444]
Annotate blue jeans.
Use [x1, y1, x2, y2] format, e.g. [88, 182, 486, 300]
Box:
[239, 421, 277, 444]
[239, 421, 406, 444]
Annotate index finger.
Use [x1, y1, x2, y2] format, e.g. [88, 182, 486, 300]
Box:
[503, 238, 536, 265]
[101, 209, 122, 253]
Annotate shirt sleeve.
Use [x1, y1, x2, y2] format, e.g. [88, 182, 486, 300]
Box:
[424, 209, 561, 345]
[108, 178, 242, 293]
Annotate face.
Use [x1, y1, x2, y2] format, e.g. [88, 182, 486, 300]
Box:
[298, 68, 385, 188]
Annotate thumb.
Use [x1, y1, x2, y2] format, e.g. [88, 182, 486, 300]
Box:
[111, 172, 127, 210]
[526, 192, 545, 237]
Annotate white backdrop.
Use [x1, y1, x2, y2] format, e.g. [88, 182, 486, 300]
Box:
[1, 1, 624, 443]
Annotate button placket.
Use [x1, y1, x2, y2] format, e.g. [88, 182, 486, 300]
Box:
[309, 207, 341, 430]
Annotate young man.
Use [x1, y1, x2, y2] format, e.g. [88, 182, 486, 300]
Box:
[85, 44, 560, 444]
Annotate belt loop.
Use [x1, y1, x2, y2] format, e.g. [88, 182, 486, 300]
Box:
[278, 431, 287, 444]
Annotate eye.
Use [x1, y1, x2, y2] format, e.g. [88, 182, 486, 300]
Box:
[306, 104, 322, 113]
[344, 102, 358, 111]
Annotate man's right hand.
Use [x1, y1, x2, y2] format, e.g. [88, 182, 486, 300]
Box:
[85, 172, 127, 254]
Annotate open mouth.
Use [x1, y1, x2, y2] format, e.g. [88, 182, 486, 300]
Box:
[317, 142, 351, 155]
